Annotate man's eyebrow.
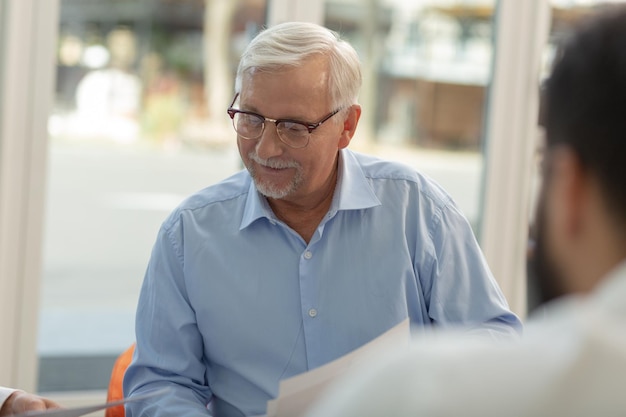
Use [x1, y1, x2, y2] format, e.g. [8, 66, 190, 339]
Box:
[238, 102, 268, 116]
[238, 103, 312, 122]
[237, 101, 257, 112]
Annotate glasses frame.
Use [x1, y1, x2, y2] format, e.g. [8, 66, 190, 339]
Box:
[227, 93, 343, 149]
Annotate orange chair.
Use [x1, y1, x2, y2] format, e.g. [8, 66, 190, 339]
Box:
[105, 343, 136, 417]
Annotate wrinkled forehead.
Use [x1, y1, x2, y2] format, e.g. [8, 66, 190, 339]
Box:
[239, 58, 332, 110]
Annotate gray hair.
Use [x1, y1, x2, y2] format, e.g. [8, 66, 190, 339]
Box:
[235, 21, 362, 110]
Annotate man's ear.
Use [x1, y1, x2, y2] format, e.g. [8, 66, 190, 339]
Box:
[550, 147, 587, 238]
[338, 104, 361, 149]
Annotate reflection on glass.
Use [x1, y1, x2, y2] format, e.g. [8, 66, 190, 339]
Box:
[39, 0, 266, 392]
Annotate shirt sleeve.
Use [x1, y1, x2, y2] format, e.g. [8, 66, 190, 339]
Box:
[0, 387, 17, 410]
[423, 201, 522, 338]
[123, 223, 213, 417]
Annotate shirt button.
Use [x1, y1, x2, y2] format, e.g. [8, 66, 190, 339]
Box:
[304, 251, 313, 259]
[308, 308, 318, 318]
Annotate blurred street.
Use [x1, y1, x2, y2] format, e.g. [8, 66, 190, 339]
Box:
[39, 141, 242, 357]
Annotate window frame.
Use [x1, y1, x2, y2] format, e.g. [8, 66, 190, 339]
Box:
[479, 0, 551, 318]
[0, 0, 59, 392]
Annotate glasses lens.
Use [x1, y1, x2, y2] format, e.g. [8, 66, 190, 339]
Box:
[233, 112, 264, 139]
[277, 121, 310, 148]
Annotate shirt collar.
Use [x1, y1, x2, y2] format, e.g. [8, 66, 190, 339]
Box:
[239, 178, 275, 230]
[331, 149, 382, 212]
[239, 149, 381, 230]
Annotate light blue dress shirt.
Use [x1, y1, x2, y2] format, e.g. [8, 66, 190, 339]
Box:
[124, 149, 521, 417]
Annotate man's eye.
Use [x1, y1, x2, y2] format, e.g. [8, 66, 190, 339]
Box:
[242, 115, 263, 126]
[281, 122, 308, 134]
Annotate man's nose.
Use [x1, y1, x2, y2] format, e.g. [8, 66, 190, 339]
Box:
[255, 121, 284, 159]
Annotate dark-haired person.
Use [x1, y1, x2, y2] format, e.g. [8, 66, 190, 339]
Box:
[123, 21, 520, 417]
[307, 7, 626, 417]
[0, 387, 61, 416]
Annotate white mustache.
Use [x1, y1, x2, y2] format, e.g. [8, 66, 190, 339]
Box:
[248, 152, 300, 169]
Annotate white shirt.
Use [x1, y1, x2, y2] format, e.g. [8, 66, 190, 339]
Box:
[306, 261, 626, 417]
[0, 387, 17, 410]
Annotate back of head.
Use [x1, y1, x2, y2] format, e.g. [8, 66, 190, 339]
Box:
[235, 21, 362, 110]
[545, 6, 626, 230]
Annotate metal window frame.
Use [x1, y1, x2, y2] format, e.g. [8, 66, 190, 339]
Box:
[479, 0, 551, 318]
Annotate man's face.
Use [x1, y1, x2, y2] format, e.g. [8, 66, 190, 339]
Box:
[236, 56, 349, 204]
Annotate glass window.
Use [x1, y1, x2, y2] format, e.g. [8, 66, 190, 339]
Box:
[39, 0, 267, 392]
[324, 0, 496, 231]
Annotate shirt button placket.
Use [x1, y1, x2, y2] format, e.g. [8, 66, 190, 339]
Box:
[302, 250, 317, 319]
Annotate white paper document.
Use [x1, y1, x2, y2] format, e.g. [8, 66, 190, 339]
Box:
[14, 387, 170, 417]
[266, 318, 410, 417]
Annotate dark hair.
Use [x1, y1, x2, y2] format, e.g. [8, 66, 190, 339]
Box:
[545, 6, 626, 226]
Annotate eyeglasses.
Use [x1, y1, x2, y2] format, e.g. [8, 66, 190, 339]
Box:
[227, 93, 342, 149]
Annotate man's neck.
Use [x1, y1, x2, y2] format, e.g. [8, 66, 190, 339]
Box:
[268, 172, 338, 244]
